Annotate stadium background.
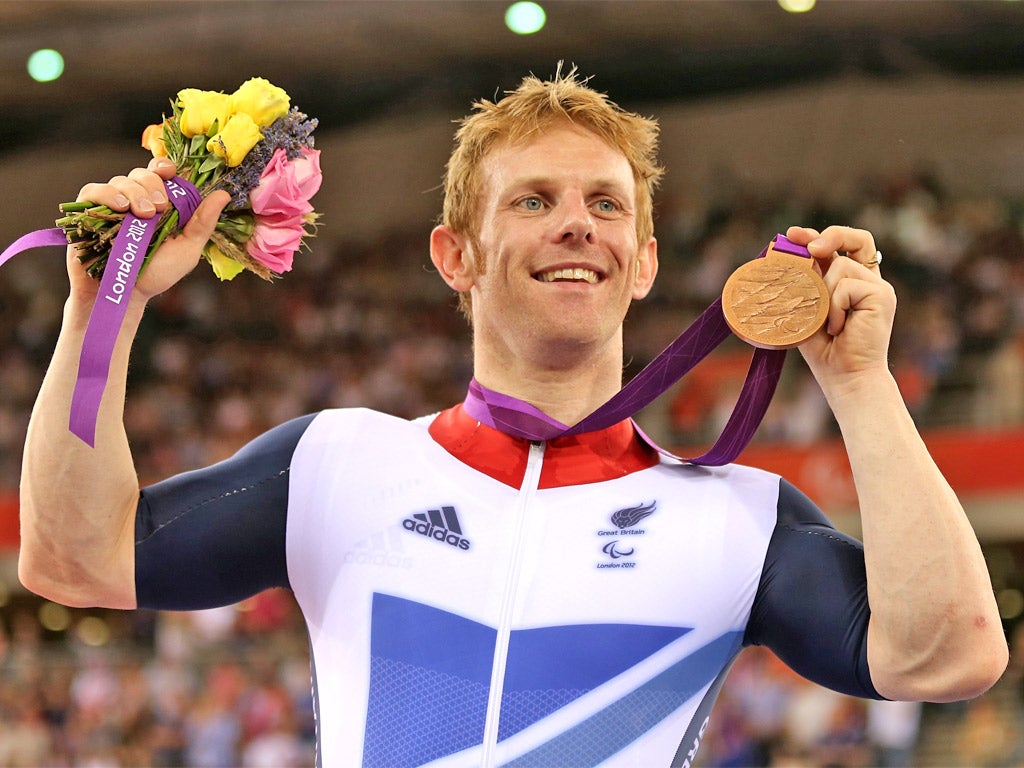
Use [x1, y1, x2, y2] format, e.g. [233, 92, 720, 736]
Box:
[1, 1, 1023, 765]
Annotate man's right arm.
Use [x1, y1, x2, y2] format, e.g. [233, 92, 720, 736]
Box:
[18, 159, 228, 609]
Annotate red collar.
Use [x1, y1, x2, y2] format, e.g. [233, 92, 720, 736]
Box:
[428, 403, 659, 489]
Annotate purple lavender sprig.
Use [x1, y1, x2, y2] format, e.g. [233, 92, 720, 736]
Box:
[216, 108, 319, 211]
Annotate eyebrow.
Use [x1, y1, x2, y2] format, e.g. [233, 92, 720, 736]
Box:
[505, 175, 635, 200]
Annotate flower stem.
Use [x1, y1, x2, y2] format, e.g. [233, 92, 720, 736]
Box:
[143, 209, 180, 271]
[58, 201, 101, 214]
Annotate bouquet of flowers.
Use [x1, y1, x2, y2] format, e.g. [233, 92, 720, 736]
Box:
[55, 77, 321, 281]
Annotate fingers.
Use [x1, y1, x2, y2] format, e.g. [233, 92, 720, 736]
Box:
[180, 190, 231, 245]
[76, 158, 178, 219]
[146, 156, 178, 178]
[825, 272, 896, 337]
[75, 160, 229, 244]
[785, 224, 880, 273]
[126, 188, 231, 303]
[781, 224, 895, 341]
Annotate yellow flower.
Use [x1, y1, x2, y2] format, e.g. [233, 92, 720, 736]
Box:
[140, 122, 168, 158]
[231, 78, 290, 128]
[177, 88, 233, 137]
[204, 243, 245, 281]
[207, 112, 262, 167]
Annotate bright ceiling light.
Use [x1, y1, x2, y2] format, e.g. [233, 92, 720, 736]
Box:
[505, 2, 546, 34]
[778, 0, 816, 12]
[27, 49, 65, 82]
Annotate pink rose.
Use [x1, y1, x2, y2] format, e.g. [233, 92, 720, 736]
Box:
[246, 213, 307, 274]
[249, 148, 322, 217]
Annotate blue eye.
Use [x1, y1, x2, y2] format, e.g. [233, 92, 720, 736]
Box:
[595, 200, 617, 213]
[520, 197, 544, 211]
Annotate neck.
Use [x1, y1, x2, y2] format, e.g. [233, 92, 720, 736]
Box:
[472, 332, 625, 426]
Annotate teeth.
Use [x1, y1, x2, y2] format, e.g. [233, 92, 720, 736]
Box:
[537, 267, 599, 284]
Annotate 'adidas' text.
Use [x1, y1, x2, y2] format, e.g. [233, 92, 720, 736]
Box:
[402, 506, 471, 551]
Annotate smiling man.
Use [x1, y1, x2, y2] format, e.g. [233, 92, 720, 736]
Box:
[19, 69, 1006, 767]
[432, 121, 658, 424]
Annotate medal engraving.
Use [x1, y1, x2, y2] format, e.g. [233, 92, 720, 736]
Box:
[722, 243, 829, 350]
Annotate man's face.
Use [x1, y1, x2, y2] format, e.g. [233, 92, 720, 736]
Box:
[459, 124, 657, 366]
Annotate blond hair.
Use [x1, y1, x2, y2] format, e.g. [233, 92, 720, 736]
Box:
[442, 66, 664, 318]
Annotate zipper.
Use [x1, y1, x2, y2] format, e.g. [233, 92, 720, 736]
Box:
[480, 440, 546, 767]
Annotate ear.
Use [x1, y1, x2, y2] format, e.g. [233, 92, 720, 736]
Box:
[631, 237, 658, 300]
[430, 225, 476, 291]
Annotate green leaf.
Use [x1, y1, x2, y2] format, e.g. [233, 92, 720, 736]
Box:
[197, 154, 224, 175]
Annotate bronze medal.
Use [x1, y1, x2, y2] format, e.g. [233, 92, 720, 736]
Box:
[722, 241, 830, 350]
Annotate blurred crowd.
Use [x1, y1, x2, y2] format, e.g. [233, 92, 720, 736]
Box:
[1, 169, 1024, 766]
[0, 591, 314, 767]
[6, 598, 1024, 768]
[3, 170, 1023, 488]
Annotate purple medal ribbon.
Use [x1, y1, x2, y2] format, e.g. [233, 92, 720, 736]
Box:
[464, 234, 812, 465]
[3, 213, 804, 458]
[0, 176, 201, 446]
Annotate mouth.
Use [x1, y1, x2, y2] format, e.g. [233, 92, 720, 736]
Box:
[534, 267, 602, 285]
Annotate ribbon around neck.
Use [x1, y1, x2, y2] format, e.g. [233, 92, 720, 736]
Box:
[0, 176, 201, 446]
[464, 234, 812, 466]
[3, 211, 806, 458]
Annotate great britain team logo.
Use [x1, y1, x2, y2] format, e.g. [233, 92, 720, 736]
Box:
[402, 505, 471, 551]
[610, 501, 657, 529]
[597, 501, 657, 568]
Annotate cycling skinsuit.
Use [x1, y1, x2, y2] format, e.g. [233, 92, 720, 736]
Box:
[135, 401, 880, 767]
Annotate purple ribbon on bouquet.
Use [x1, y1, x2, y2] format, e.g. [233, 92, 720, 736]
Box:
[0, 176, 202, 446]
[464, 235, 812, 466]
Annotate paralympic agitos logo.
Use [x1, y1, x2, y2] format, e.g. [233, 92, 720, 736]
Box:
[602, 540, 635, 559]
[596, 501, 657, 568]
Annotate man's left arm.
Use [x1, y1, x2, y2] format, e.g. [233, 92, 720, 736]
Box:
[788, 224, 1007, 703]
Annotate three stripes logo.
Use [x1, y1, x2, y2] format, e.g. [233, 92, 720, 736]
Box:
[402, 505, 471, 551]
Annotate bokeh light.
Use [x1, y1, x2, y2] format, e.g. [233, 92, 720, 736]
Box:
[505, 2, 546, 34]
[38, 601, 71, 632]
[998, 588, 1024, 620]
[75, 615, 111, 647]
[777, 0, 816, 12]
[27, 48, 65, 82]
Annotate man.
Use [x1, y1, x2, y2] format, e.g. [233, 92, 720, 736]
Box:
[19, 70, 1006, 767]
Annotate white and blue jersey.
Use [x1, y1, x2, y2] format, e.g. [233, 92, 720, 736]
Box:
[135, 401, 879, 767]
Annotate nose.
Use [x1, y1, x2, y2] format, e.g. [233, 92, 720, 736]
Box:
[555, 195, 594, 244]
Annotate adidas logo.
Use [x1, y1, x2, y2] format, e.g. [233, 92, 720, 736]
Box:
[402, 505, 471, 551]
